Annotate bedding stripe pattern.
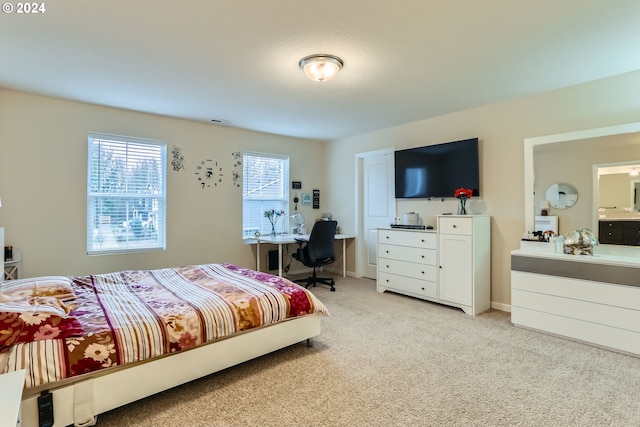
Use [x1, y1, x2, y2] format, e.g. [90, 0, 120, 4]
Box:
[1, 263, 329, 388]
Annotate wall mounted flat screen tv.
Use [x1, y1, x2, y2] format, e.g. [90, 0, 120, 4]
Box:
[394, 138, 480, 199]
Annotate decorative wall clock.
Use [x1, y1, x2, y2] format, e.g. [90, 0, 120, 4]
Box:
[194, 159, 223, 189]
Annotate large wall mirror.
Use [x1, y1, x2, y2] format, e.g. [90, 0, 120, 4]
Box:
[524, 122, 640, 251]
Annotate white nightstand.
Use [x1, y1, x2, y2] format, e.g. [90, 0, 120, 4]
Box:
[0, 369, 26, 427]
[4, 249, 21, 281]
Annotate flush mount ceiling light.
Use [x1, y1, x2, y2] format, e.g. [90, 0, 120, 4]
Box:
[630, 168, 639, 177]
[299, 54, 343, 82]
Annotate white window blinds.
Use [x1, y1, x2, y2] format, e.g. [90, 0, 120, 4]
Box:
[242, 152, 289, 237]
[87, 133, 167, 254]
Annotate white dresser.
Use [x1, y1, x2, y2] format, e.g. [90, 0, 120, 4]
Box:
[378, 228, 438, 300]
[377, 215, 491, 315]
[511, 249, 640, 356]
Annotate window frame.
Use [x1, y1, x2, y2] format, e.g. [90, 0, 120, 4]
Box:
[87, 132, 167, 255]
[242, 151, 290, 240]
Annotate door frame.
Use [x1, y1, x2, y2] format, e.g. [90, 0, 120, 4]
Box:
[354, 148, 395, 278]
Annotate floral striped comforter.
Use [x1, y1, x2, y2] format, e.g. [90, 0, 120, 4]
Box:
[1, 263, 329, 388]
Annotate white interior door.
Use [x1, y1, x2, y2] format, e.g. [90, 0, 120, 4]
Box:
[361, 150, 395, 279]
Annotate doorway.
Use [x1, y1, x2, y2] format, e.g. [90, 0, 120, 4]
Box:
[355, 148, 395, 279]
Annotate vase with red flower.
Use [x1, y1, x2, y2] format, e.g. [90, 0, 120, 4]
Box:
[454, 187, 473, 215]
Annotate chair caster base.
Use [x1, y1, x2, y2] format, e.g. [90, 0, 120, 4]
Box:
[295, 277, 335, 292]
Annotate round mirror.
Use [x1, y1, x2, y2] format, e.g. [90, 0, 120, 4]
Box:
[545, 182, 578, 209]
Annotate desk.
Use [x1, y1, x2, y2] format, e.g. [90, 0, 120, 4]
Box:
[254, 234, 354, 277]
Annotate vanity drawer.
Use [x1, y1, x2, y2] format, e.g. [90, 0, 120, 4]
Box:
[378, 229, 436, 248]
[599, 229, 623, 244]
[599, 221, 624, 230]
[438, 217, 473, 235]
[379, 244, 436, 265]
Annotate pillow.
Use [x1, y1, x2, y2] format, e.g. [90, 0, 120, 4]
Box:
[0, 276, 77, 302]
[0, 296, 84, 347]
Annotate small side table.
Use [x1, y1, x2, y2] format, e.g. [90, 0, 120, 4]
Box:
[4, 249, 21, 281]
[0, 369, 26, 427]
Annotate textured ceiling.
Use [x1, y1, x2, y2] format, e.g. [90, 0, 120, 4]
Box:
[1, 0, 639, 140]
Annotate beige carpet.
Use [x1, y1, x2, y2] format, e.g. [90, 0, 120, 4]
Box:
[96, 276, 640, 426]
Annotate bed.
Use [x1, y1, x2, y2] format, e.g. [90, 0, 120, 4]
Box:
[0, 263, 329, 427]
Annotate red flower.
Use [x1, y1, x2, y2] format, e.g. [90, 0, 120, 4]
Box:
[454, 188, 473, 199]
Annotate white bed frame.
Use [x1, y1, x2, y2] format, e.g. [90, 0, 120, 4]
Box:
[20, 314, 322, 427]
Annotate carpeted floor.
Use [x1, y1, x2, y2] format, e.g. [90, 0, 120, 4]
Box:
[95, 276, 640, 426]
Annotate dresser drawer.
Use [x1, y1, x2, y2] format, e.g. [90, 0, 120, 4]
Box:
[378, 229, 436, 248]
[379, 243, 436, 265]
[378, 258, 437, 281]
[438, 217, 473, 235]
[378, 272, 437, 299]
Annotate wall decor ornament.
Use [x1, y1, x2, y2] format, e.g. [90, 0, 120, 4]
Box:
[171, 145, 185, 171]
[232, 152, 242, 188]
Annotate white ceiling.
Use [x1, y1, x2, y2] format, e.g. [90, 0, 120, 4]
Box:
[2, 0, 640, 141]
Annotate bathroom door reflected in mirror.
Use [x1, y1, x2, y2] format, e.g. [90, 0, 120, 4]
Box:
[596, 162, 640, 218]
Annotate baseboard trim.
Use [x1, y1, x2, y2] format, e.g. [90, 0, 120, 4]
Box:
[491, 301, 511, 312]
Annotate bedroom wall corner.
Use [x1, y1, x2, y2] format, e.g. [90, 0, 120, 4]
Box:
[0, 89, 328, 278]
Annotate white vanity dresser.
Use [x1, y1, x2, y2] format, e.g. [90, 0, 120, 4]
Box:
[511, 247, 640, 356]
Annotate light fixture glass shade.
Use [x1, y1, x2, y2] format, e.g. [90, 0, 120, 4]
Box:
[299, 54, 343, 82]
[630, 168, 639, 177]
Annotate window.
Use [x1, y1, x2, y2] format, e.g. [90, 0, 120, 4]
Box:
[242, 152, 289, 238]
[87, 133, 167, 254]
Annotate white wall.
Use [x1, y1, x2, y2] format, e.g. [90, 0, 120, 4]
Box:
[0, 90, 328, 278]
[326, 70, 640, 308]
[4, 70, 640, 307]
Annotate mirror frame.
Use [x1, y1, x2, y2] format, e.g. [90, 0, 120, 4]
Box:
[524, 122, 640, 235]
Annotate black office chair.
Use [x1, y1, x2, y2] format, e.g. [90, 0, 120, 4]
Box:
[292, 220, 337, 291]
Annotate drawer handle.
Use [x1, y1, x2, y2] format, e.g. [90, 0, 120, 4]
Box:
[421, 255, 425, 258]
[453, 224, 457, 228]
[386, 250, 389, 253]
[386, 236, 390, 239]
[421, 271, 425, 274]
[439, 265, 442, 269]
[386, 279, 389, 283]
[421, 287, 425, 291]
[421, 239, 425, 242]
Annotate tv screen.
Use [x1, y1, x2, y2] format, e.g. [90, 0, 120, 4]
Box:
[394, 138, 480, 199]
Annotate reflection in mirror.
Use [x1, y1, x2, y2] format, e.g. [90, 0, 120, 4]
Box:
[545, 182, 577, 209]
[524, 122, 640, 251]
[596, 162, 640, 218]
